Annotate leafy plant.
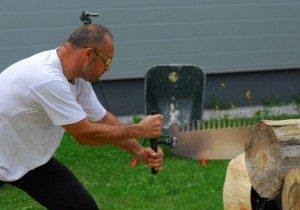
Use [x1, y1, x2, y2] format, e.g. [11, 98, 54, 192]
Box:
[208, 83, 254, 110]
[263, 96, 288, 107]
[132, 114, 143, 124]
[292, 92, 300, 111]
[209, 82, 228, 110]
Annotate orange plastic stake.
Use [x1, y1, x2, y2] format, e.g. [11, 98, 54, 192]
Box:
[131, 158, 138, 167]
[200, 159, 207, 166]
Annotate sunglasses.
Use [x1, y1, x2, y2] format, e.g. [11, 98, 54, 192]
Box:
[85, 46, 112, 66]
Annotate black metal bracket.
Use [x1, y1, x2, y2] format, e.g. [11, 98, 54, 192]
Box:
[143, 137, 177, 148]
[157, 137, 177, 148]
[80, 11, 99, 24]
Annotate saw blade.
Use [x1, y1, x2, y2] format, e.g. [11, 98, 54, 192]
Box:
[170, 120, 254, 160]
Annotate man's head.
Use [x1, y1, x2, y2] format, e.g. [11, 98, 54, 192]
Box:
[62, 24, 114, 82]
[67, 24, 113, 50]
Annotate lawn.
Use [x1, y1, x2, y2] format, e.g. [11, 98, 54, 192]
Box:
[2, 109, 299, 209]
[0, 132, 229, 210]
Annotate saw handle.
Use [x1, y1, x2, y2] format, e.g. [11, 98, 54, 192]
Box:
[150, 137, 158, 174]
[150, 110, 158, 175]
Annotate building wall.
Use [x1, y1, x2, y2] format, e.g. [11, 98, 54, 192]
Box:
[1, 1, 300, 116]
[0, 1, 300, 78]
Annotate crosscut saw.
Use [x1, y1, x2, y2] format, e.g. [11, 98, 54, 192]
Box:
[169, 119, 256, 160]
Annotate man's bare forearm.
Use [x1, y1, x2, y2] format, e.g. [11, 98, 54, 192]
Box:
[97, 112, 145, 156]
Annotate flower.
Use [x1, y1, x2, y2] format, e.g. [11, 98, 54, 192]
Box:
[245, 90, 252, 99]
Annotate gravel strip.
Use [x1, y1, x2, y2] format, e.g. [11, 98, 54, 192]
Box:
[117, 103, 300, 124]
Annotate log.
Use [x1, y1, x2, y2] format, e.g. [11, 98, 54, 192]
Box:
[245, 119, 300, 198]
[223, 153, 251, 210]
[282, 167, 300, 210]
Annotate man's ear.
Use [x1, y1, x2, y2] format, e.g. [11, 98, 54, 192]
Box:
[84, 47, 93, 61]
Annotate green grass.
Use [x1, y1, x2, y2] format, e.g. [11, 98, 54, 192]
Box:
[0, 133, 228, 210]
[1, 112, 299, 209]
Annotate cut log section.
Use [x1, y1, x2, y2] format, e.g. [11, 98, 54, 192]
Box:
[282, 167, 300, 210]
[245, 119, 300, 198]
[223, 153, 251, 210]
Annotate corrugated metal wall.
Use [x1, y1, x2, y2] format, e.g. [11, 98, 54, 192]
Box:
[0, 0, 300, 80]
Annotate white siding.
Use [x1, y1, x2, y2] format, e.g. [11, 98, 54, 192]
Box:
[0, 0, 300, 79]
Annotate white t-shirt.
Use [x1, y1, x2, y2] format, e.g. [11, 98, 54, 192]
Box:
[0, 49, 106, 181]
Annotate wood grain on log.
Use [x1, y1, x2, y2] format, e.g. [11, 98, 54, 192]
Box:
[223, 153, 251, 210]
[282, 167, 300, 210]
[245, 119, 300, 198]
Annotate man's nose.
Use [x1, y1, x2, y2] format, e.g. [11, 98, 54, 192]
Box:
[105, 65, 110, 71]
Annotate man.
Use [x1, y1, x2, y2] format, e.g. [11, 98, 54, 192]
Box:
[0, 24, 164, 209]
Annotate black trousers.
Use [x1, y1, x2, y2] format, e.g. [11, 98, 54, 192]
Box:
[1, 157, 99, 210]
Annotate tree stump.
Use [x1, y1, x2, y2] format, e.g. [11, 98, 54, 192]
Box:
[282, 167, 300, 210]
[245, 119, 300, 198]
[223, 153, 251, 210]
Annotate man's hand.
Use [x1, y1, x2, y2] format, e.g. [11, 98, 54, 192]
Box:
[138, 114, 164, 138]
[138, 147, 164, 172]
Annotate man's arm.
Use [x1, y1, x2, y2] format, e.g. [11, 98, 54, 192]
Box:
[96, 112, 145, 155]
[62, 112, 163, 146]
[63, 112, 163, 171]
[96, 112, 164, 172]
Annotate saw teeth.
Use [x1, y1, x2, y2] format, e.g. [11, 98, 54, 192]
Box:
[177, 118, 257, 133]
[180, 121, 197, 132]
[197, 120, 201, 130]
